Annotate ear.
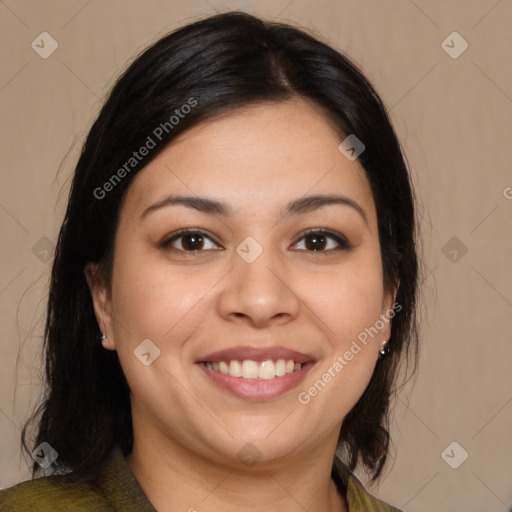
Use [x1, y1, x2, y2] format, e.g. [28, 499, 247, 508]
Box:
[380, 280, 400, 342]
[84, 262, 116, 350]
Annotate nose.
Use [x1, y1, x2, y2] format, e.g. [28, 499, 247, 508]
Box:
[217, 248, 300, 328]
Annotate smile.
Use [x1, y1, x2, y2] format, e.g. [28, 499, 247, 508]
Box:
[196, 345, 316, 400]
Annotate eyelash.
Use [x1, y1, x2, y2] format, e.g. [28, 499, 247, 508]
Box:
[161, 228, 351, 253]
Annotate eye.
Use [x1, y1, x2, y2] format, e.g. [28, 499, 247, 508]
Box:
[292, 229, 350, 252]
[161, 229, 221, 252]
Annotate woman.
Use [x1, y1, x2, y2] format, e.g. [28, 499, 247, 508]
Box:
[1, 11, 418, 511]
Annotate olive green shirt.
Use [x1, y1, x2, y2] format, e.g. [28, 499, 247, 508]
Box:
[0, 446, 402, 511]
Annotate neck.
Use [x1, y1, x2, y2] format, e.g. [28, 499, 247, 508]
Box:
[127, 430, 348, 512]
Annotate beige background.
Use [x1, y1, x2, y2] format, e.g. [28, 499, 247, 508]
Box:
[1, 1, 511, 511]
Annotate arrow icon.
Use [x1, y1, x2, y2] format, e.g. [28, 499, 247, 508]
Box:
[441, 32, 468, 59]
[338, 134, 365, 161]
[441, 441, 468, 469]
[442, 236, 467, 263]
[31, 442, 58, 468]
[134, 339, 161, 366]
[237, 442, 262, 467]
[31, 31, 59, 59]
[236, 236, 263, 263]
[32, 237, 55, 262]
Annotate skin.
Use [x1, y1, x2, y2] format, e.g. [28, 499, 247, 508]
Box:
[86, 98, 396, 512]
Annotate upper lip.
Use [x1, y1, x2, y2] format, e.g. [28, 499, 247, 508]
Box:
[195, 346, 315, 364]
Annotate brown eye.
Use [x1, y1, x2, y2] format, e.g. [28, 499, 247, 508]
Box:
[304, 233, 328, 251]
[181, 233, 205, 250]
[162, 230, 220, 252]
[293, 230, 350, 252]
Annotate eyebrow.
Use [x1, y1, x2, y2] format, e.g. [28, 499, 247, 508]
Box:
[140, 194, 368, 225]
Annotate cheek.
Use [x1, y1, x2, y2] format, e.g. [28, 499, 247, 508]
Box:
[108, 250, 215, 400]
[298, 256, 385, 348]
[110, 245, 222, 349]
[293, 253, 384, 412]
[111, 259, 165, 337]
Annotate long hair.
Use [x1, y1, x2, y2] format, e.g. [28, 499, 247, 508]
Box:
[22, 11, 419, 484]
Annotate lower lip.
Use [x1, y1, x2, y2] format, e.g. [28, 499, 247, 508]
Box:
[197, 362, 315, 401]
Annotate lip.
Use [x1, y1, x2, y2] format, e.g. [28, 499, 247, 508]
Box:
[195, 345, 317, 401]
[197, 360, 315, 401]
[195, 345, 314, 364]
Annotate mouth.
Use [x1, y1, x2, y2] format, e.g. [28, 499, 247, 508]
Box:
[195, 346, 316, 400]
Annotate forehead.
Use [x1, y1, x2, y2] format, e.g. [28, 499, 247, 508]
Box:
[120, 98, 376, 224]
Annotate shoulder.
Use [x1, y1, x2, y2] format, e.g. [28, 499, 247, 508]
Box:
[0, 473, 113, 511]
[0, 445, 155, 512]
[346, 473, 403, 512]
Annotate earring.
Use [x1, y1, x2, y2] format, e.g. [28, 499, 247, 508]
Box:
[101, 333, 108, 343]
[378, 341, 390, 359]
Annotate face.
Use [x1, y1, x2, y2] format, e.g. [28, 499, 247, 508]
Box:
[87, 98, 395, 469]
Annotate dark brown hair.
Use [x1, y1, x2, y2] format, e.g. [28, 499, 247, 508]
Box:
[22, 10, 419, 485]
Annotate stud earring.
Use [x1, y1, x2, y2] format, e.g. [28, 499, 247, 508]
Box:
[101, 333, 107, 343]
[378, 341, 390, 359]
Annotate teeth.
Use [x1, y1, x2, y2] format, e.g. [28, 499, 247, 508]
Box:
[275, 359, 287, 377]
[206, 359, 303, 380]
[241, 360, 259, 379]
[258, 360, 275, 380]
[229, 360, 242, 377]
